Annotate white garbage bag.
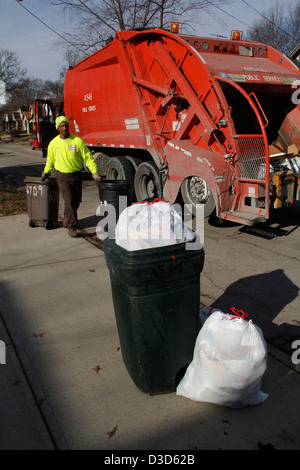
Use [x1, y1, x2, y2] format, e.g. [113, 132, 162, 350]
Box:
[198, 306, 220, 327]
[115, 199, 195, 251]
[177, 310, 268, 408]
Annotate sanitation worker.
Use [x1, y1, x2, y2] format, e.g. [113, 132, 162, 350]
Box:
[42, 116, 101, 238]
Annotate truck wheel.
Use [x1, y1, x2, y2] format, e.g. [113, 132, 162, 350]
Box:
[181, 176, 215, 217]
[93, 152, 110, 176]
[134, 161, 162, 201]
[106, 156, 135, 181]
[125, 156, 142, 172]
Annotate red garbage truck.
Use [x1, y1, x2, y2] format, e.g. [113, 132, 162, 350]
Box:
[35, 25, 300, 225]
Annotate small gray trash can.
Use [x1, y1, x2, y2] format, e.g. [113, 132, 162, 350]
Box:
[24, 176, 59, 230]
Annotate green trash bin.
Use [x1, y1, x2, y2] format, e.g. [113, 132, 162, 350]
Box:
[97, 180, 134, 236]
[104, 236, 205, 394]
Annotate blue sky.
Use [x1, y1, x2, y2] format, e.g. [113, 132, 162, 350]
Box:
[0, 0, 298, 82]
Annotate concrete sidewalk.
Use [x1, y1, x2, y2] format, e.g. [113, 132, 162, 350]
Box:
[0, 157, 300, 450]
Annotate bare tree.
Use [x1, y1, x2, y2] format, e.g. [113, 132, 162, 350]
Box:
[0, 49, 28, 98]
[288, 1, 300, 52]
[43, 79, 64, 100]
[247, 2, 300, 55]
[4, 78, 40, 110]
[51, 0, 229, 56]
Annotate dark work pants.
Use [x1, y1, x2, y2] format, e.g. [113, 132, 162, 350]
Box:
[55, 170, 82, 229]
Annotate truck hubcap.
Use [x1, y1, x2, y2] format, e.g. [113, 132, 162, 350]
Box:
[189, 176, 209, 203]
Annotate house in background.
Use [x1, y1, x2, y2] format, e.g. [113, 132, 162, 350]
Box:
[2, 108, 23, 132]
[1, 99, 62, 134]
[2, 106, 35, 133]
[22, 108, 35, 133]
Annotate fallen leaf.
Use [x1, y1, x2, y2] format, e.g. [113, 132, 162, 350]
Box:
[92, 365, 102, 374]
[279, 429, 294, 442]
[221, 418, 231, 425]
[113, 347, 120, 351]
[107, 425, 117, 438]
[33, 332, 46, 338]
[88, 269, 95, 272]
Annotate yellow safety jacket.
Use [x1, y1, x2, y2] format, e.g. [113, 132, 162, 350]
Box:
[44, 134, 98, 174]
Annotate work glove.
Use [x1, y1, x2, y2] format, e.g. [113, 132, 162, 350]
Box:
[41, 172, 50, 181]
[92, 173, 101, 182]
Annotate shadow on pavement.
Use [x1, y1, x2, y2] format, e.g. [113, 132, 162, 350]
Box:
[0, 163, 46, 188]
[208, 202, 300, 239]
[210, 269, 299, 354]
[239, 203, 300, 239]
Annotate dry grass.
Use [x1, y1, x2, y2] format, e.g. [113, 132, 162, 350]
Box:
[0, 132, 33, 146]
[0, 133, 32, 215]
[0, 186, 27, 216]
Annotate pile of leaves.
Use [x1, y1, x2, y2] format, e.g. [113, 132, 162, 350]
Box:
[0, 186, 27, 216]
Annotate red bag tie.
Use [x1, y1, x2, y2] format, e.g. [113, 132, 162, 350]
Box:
[230, 307, 248, 320]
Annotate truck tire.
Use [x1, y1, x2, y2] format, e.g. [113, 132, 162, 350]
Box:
[134, 161, 162, 201]
[93, 151, 110, 176]
[106, 156, 135, 181]
[125, 156, 142, 172]
[181, 176, 215, 217]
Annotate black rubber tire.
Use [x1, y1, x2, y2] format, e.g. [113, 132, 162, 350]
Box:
[106, 156, 135, 181]
[28, 219, 35, 228]
[93, 151, 110, 176]
[134, 161, 162, 201]
[44, 220, 53, 230]
[125, 156, 143, 172]
[181, 176, 216, 217]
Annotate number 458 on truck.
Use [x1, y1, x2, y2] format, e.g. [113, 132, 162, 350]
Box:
[34, 24, 300, 225]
